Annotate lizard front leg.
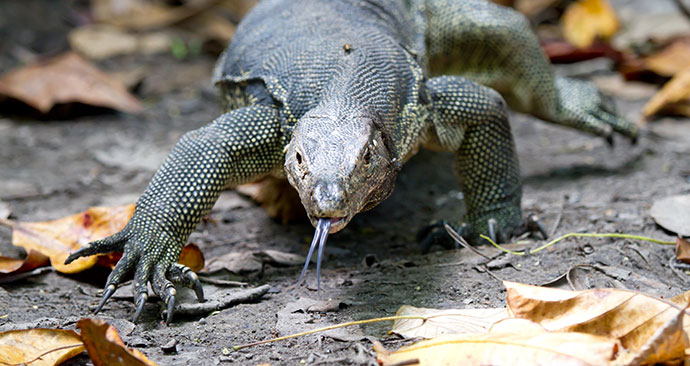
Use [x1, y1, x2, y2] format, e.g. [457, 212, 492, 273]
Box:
[66, 105, 284, 323]
[422, 0, 638, 141]
[421, 76, 524, 249]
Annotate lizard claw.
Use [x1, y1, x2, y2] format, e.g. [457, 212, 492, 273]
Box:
[186, 271, 204, 303]
[132, 292, 148, 323]
[94, 284, 116, 314]
[164, 287, 176, 325]
[525, 214, 548, 240]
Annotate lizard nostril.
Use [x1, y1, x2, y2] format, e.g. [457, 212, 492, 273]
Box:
[296, 152, 303, 165]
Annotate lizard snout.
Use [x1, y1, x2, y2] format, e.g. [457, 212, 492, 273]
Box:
[311, 181, 349, 217]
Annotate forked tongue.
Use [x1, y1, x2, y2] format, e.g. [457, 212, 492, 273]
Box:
[295, 218, 331, 290]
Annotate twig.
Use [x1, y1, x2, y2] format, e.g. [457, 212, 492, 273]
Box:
[233, 315, 427, 351]
[443, 224, 490, 259]
[672, 0, 690, 21]
[170, 284, 270, 317]
[0, 343, 83, 366]
[480, 232, 675, 256]
[549, 199, 565, 238]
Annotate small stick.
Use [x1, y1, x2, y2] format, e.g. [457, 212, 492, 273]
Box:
[480, 232, 676, 256]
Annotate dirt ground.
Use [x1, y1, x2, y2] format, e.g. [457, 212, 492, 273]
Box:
[1, 1, 690, 365]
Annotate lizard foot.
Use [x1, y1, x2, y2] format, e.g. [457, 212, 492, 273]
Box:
[65, 224, 204, 324]
[417, 214, 547, 254]
[554, 76, 639, 144]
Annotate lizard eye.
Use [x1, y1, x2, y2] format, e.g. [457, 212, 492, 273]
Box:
[296, 151, 303, 165]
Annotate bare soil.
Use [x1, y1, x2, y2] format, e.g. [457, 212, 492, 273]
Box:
[1, 1, 689, 365]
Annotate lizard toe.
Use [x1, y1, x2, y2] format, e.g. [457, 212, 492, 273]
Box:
[65, 231, 127, 264]
[169, 263, 205, 303]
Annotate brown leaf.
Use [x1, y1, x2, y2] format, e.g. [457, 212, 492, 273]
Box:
[644, 66, 690, 118]
[0, 249, 49, 275]
[0, 52, 142, 115]
[236, 176, 305, 224]
[0, 328, 84, 366]
[205, 249, 304, 275]
[69, 25, 171, 60]
[91, 0, 214, 31]
[77, 318, 158, 366]
[390, 305, 509, 339]
[542, 39, 621, 64]
[644, 38, 690, 77]
[562, 0, 619, 49]
[504, 281, 690, 363]
[0, 204, 135, 273]
[676, 237, 690, 264]
[179, 243, 204, 272]
[650, 194, 690, 237]
[376, 318, 620, 366]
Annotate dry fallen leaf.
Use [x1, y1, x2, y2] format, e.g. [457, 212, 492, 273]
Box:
[562, 0, 619, 49]
[643, 65, 690, 118]
[69, 24, 171, 60]
[77, 318, 158, 366]
[91, 0, 214, 31]
[390, 305, 509, 339]
[0, 52, 142, 115]
[0, 249, 49, 275]
[676, 237, 690, 264]
[376, 318, 620, 366]
[236, 176, 305, 224]
[179, 243, 204, 272]
[205, 249, 305, 275]
[0, 204, 135, 273]
[650, 194, 690, 237]
[504, 281, 690, 363]
[644, 38, 690, 77]
[0, 328, 84, 366]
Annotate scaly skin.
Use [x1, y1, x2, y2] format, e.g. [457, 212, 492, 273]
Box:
[66, 0, 638, 323]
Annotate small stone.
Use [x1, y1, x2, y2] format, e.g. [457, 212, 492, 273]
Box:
[161, 339, 178, 354]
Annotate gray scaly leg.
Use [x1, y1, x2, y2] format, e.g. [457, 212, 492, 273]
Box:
[420, 76, 522, 248]
[66, 105, 284, 323]
[422, 0, 638, 141]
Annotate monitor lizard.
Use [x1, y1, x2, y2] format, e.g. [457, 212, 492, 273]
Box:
[66, 0, 638, 323]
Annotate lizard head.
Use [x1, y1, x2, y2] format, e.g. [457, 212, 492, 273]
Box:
[285, 107, 400, 234]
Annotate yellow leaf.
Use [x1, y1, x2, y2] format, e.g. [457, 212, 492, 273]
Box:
[0, 204, 135, 273]
[644, 65, 690, 118]
[504, 281, 690, 364]
[376, 318, 620, 366]
[562, 0, 619, 49]
[390, 305, 509, 338]
[0, 249, 49, 275]
[77, 318, 158, 366]
[0, 328, 84, 366]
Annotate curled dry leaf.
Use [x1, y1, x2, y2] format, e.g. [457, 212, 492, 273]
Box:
[236, 175, 306, 224]
[390, 305, 509, 339]
[650, 194, 690, 237]
[77, 318, 158, 366]
[644, 38, 690, 77]
[69, 24, 171, 60]
[91, 0, 214, 31]
[179, 243, 204, 272]
[504, 281, 690, 364]
[562, 0, 619, 49]
[205, 249, 305, 275]
[0, 204, 135, 273]
[644, 66, 690, 118]
[0, 328, 84, 366]
[376, 318, 620, 366]
[0, 52, 142, 115]
[0, 249, 49, 275]
[675, 237, 690, 264]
